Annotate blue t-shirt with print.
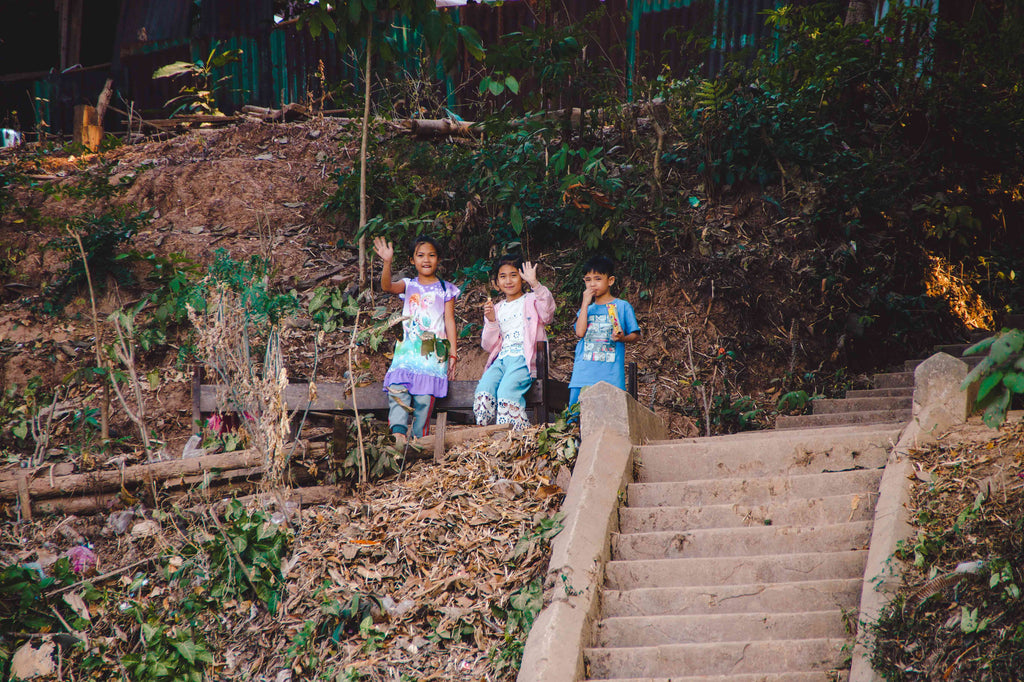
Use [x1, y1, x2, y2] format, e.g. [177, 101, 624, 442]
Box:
[568, 299, 640, 390]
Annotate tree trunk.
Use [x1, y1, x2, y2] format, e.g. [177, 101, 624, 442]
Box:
[845, 0, 876, 26]
[358, 22, 373, 289]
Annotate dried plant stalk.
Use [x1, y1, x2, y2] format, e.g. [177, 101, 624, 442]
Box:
[188, 283, 292, 488]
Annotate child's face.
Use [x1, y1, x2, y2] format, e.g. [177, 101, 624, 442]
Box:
[495, 263, 524, 299]
[583, 270, 614, 299]
[411, 242, 439, 278]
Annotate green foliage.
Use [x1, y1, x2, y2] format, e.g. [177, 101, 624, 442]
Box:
[133, 251, 200, 352]
[172, 501, 292, 613]
[512, 512, 565, 560]
[0, 559, 75, 635]
[185, 249, 298, 326]
[153, 42, 243, 116]
[336, 417, 405, 482]
[0, 378, 43, 455]
[535, 411, 580, 467]
[489, 578, 543, 676]
[776, 390, 811, 414]
[297, 0, 484, 89]
[41, 207, 151, 314]
[121, 620, 213, 682]
[961, 329, 1024, 428]
[308, 286, 359, 333]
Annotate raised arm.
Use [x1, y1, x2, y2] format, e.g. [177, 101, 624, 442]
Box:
[575, 287, 594, 338]
[521, 261, 556, 325]
[373, 237, 405, 294]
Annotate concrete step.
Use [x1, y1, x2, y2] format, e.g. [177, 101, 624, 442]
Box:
[845, 387, 913, 398]
[605, 550, 868, 591]
[636, 431, 894, 481]
[619, 493, 876, 533]
[612, 521, 872, 561]
[904, 354, 983, 371]
[584, 674, 847, 682]
[811, 396, 912, 415]
[584, 638, 849, 678]
[594, 610, 850, 647]
[628, 469, 883, 508]
[871, 371, 914, 388]
[645, 422, 901, 447]
[602, 578, 863, 618]
[775, 410, 909, 430]
[934, 342, 975, 355]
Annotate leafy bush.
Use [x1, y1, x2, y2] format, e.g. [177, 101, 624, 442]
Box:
[42, 207, 151, 314]
[962, 328, 1024, 428]
[121, 621, 213, 682]
[172, 501, 292, 613]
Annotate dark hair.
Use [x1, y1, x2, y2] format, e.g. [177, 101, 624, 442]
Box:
[406, 234, 451, 292]
[583, 255, 615, 277]
[409, 234, 442, 256]
[491, 253, 523, 281]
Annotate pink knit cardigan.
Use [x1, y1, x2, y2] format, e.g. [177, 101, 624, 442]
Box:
[480, 285, 556, 378]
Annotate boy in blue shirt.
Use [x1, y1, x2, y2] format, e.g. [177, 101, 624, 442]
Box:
[568, 255, 641, 406]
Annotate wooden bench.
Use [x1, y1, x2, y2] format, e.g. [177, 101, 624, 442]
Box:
[192, 343, 637, 452]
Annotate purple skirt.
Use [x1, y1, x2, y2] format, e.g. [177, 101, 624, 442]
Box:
[383, 368, 449, 398]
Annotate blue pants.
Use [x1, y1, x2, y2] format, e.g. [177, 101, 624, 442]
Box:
[387, 385, 435, 438]
[473, 355, 533, 430]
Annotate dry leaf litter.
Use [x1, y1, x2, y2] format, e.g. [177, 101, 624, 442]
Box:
[1, 422, 578, 682]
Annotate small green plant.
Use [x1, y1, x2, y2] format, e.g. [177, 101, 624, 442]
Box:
[988, 559, 1021, 602]
[489, 578, 543, 676]
[42, 208, 151, 314]
[153, 42, 243, 116]
[0, 558, 76, 635]
[172, 501, 292, 613]
[336, 417, 404, 482]
[132, 251, 199, 352]
[121, 620, 213, 682]
[776, 389, 811, 414]
[961, 328, 1024, 428]
[308, 286, 358, 333]
[512, 512, 565, 559]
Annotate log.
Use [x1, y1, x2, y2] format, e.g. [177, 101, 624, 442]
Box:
[412, 423, 510, 452]
[406, 118, 481, 139]
[208, 485, 344, 514]
[0, 443, 326, 501]
[33, 481, 343, 517]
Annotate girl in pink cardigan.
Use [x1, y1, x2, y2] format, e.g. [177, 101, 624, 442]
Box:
[473, 254, 556, 430]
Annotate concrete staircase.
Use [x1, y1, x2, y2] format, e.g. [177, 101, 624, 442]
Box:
[775, 323, 1019, 431]
[583, 423, 903, 681]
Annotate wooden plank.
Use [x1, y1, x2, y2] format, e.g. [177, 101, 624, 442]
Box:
[199, 380, 547, 414]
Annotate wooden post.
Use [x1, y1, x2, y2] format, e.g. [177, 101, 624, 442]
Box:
[191, 365, 203, 435]
[536, 341, 550, 425]
[96, 78, 114, 125]
[627, 362, 638, 400]
[17, 474, 32, 521]
[332, 415, 350, 473]
[432, 412, 448, 464]
[73, 105, 102, 151]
